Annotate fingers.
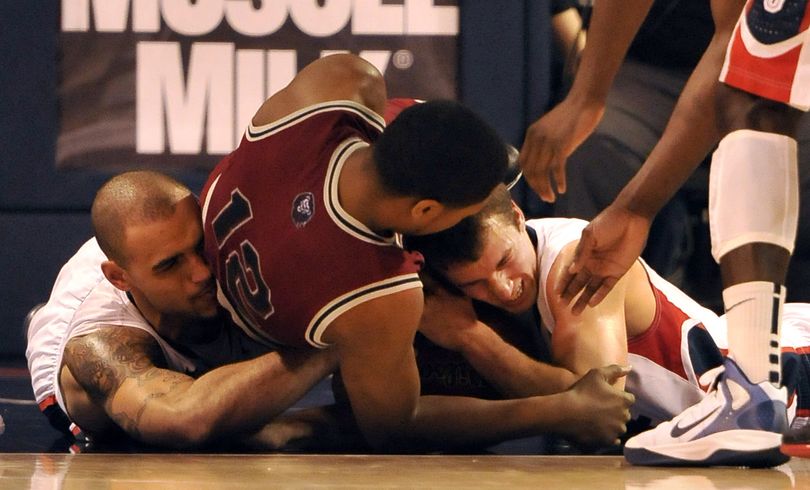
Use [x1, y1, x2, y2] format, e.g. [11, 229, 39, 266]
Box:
[557, 268, 589, 304]
[624, 390, 636, 406]
[599, 364, 632, 384]
[587, 279, 618, 308]
[551, 156, 567, 196]
[570, 279, 602, 315]
[556, 240, 591, 302]
[520, 127, 558, 204]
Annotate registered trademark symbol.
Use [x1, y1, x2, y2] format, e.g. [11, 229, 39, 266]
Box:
[392, 50, 414, 70]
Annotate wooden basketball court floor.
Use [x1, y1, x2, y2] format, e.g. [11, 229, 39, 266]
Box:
[5, 363, 810, 489]
[1, 453, 809, 489]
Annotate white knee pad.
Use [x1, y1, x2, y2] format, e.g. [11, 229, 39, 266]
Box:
[709, 129, 798, 262]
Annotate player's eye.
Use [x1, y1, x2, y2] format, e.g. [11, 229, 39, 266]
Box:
[154, 257, 178, 273]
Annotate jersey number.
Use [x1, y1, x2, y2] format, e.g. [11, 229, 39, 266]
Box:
[211, 190, 275, 322]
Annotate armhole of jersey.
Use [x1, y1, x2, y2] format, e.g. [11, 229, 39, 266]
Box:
[246, 100, 385, 142]
[304, 273, 422, 348]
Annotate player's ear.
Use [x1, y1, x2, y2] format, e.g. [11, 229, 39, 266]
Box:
[410, 198, 443, 222]
[511, 200, 526, 231]
[101, 260, 131, 292]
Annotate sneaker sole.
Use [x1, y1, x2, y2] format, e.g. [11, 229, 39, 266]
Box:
[624, 430, 788, 467]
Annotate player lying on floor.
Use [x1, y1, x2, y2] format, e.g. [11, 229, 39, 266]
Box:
[406, 184, 810, 445]
[27, 171, 339, 450]
[27, 172, 629, 452]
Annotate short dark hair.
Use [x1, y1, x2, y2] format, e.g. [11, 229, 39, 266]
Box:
[91, 171, 191, 264]
[405, 184, 517, 271]
[373, 100, 508, 208]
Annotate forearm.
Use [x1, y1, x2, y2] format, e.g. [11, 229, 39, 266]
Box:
[405, 393, 570, 450]
[457, 322, 576, 397]
[613, 16, 736, 217]
[145, 349, 336, 445]
[566, 0, 653, 106]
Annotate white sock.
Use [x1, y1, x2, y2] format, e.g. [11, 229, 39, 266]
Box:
[723, 281, 783, 386]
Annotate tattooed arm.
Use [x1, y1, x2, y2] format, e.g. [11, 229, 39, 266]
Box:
[60, 326, 337, 448]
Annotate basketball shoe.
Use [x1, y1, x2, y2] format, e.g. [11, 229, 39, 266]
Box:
[624, 357, 790, 467]
[782, 417, 810, 458]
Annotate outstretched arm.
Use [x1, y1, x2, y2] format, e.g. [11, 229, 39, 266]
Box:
[519, 0, 654, 202]
[556, 0, 746, 311]
[62, 326, 336, 448]
[326, 288, 634, 450]
[419, 280, 577, 397]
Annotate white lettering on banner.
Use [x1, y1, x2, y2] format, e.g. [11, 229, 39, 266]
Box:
[225, 1, 288, 37]
[406, 0, 457, 35]
[62, 0, 457, 158]
[352, 0, 402, 34]
[351, 0, 457, 35]
[137, 43, 391, 154]
[137, 42, 234, 154]
[62, 0, 160, 32]
[290, 0, 352, 37]
[62, 0, 458, 36]
[162, 0, 224, 36]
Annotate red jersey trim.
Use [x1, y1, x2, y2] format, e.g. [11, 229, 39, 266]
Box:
[246, 100, 385, 142]
[305, 273, 422, 348]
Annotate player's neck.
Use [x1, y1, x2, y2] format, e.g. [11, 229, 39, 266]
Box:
[338, 148, 396, 235]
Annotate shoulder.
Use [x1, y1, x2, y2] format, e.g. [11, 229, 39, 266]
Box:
[64, 326, 165, 371]
[253, 54, 385, 126]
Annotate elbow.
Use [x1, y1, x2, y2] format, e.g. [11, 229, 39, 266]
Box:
[171, 423, 216, 449]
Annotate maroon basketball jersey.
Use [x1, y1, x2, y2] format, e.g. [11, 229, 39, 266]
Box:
[201, 101, 422, 349]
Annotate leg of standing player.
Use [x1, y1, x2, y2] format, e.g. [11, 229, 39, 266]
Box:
[624, 0, 808, 466]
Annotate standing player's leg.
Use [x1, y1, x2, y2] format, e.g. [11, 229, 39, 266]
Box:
[624, 0, 808, 466]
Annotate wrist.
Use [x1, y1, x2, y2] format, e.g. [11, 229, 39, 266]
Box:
[566, 80, 608, 112]
[612, 185, 659, 221]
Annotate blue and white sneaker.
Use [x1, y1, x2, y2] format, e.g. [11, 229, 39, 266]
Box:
[624, 357, 790, 467]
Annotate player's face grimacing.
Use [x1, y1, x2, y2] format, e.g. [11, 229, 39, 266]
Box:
[443, 221, 538, 314]
[120, 197, 220, 324]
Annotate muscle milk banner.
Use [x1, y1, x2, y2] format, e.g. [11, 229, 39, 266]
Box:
[58, 0, 458, 170]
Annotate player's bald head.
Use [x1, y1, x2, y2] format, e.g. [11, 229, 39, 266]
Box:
[91, 171, 193, 264]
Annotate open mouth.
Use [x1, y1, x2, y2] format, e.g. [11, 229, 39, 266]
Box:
[504, 279, 524, 307]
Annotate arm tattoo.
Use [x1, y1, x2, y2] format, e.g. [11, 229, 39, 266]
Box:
[64, 327, 167, 403]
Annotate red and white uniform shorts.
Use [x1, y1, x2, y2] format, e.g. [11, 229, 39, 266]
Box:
[721, 0, 810, 110]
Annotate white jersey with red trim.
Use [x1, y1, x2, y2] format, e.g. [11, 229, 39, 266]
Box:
[26, 239, 203, 417]
[528, 218, 810, 424]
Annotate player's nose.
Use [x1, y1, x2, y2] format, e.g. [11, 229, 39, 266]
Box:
[488, 272, 514, 302]
[188, 253, 212, 283]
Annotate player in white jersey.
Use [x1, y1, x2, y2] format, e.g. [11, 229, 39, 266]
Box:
[26, 171, 337, 449]
[408, 185, 810, 443]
